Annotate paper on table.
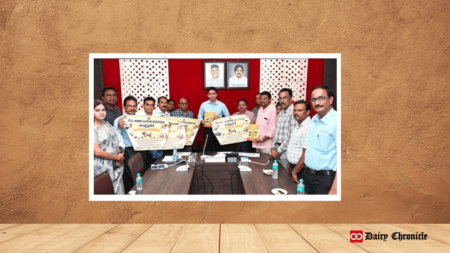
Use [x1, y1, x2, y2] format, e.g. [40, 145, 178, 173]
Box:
[178, 152, 192, 157]
[238, 152, 260, 157]
[162, 156, 176, 162]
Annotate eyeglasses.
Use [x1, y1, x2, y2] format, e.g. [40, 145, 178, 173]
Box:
[310, 96, 329, 103]
[105, 94, 117, 97]
[278, 96, 290, 101]
[125, 105, 137, 108]
[179, 103, 188, 106]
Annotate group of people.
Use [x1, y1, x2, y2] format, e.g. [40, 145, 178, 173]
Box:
[93, 85, 337, 195]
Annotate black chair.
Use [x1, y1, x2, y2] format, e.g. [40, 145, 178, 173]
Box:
[94, 171, 114, 194]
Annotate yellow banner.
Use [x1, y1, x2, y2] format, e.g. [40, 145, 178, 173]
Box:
[212, 115, 251, 145]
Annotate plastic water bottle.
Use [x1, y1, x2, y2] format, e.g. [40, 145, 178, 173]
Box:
[297, 179, 305, 195]
[272, 160, 278, 179]
[136, 173, 143, 190]
[173, 147, 178, 162]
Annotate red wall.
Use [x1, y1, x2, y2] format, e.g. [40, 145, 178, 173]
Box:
[102, 58, 324, 146]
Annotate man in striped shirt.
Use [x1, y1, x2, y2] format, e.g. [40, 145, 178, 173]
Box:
[287, 100, 311, 183]
[271, 88, 297, 171]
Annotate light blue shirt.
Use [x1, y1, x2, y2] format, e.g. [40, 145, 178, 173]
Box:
[197, 100, 230, 119]
[152, 107, 170, 117]
[114, 114, 132, 147]
[305, 108, 337, 171]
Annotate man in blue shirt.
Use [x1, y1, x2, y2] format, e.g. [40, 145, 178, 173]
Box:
[114, 95, 154, 193]
[304, 86, 337, 195]
[198, 87, 230, 152]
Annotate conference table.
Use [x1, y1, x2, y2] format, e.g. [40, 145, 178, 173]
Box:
[131, 152, 298, 195]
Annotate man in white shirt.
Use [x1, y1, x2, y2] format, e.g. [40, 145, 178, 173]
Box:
[136, 97, 156, 116]
[206, 64, 223, 87]
[153, 96, 170, 117]
[228, 64, 248, 87]
[287, 100, 311, 183]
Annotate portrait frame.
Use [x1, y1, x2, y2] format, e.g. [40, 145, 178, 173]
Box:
[226, 61, 250, 89]
[203, 61, 226, 89]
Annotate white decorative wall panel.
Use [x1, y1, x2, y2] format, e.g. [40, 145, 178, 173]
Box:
[119, 59, 169, 110]
[260, 59, 308, 105]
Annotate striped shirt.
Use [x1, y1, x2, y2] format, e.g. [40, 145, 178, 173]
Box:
[271, 104, 297, 154]
[286, 117, 311, 164]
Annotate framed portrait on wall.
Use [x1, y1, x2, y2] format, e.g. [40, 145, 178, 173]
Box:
[227, 61, 249, 89]
[204, 61, 226, 89]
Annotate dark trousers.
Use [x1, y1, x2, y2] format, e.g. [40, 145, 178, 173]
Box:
[303, 168, 336, 194]
[123, 147, 155, 193]
[289, 163, 304, 180]
[235, 141, 254, 152]
[204, 128, 222, 152]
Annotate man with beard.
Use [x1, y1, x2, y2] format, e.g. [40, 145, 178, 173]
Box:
[304, 86, 337, 195]
[232, 98, 256, 152]
[252, 91, 276, 154]
[287, 100, 311, 183]
[114, 96, 154, 193]
[228, 64, 248, 87]
[101, 87, 122, 125]
[271, 88, 297, 171]
[206, 64, 223, 87]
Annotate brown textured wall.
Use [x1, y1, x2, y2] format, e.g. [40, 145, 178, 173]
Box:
[1, 0, 449, 223]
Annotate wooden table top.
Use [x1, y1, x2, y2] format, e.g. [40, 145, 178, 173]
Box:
[238, 154, 298, 195]
[130, 162, 194, 194]
[131, 152, 297, 195]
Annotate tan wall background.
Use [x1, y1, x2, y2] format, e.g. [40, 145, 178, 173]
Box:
[1, 0, 449, 223]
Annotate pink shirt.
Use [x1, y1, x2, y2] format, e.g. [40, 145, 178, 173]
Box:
[253, 104, 277, 149]
[232, 110, 256, 123]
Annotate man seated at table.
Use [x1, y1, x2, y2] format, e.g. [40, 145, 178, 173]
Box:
[232, 98, 256, 152]
[287, 100, 311, 183]
[304, 86, 337, 195]
[136, 96, 156, 116]
[252, 91, 276, 155]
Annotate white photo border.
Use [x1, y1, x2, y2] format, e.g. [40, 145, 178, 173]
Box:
[89, 53, 341, 201]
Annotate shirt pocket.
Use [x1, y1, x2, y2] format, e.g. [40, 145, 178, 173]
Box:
[316, 131, 335, 152]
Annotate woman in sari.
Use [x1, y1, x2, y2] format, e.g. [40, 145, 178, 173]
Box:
[93, 99, 125, 194]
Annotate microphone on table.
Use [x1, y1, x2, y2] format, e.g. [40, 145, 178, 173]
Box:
[200, 134, 210, 160]
[238, 157, 272, 171]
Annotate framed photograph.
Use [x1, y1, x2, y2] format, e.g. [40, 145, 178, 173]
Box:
[203, 61, 226, 89]
[227, 61, 250, 89]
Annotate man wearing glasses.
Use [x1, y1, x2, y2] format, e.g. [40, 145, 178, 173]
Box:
[170, 98, 194, 118]
[101, 87, 122, 125]
[153, 96, 171, 117]
[304, 86, 337, 195]
[271, 88, 297, 171]
[114, 95, 152, 193]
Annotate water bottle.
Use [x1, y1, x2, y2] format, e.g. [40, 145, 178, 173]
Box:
[136, 173, 143, 190]
[297, 179, 305, 195]
[173, 147, 178, 162]
[272, 160, 278, 179]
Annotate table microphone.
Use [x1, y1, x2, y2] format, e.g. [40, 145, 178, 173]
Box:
[200, 134, 211, 160]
